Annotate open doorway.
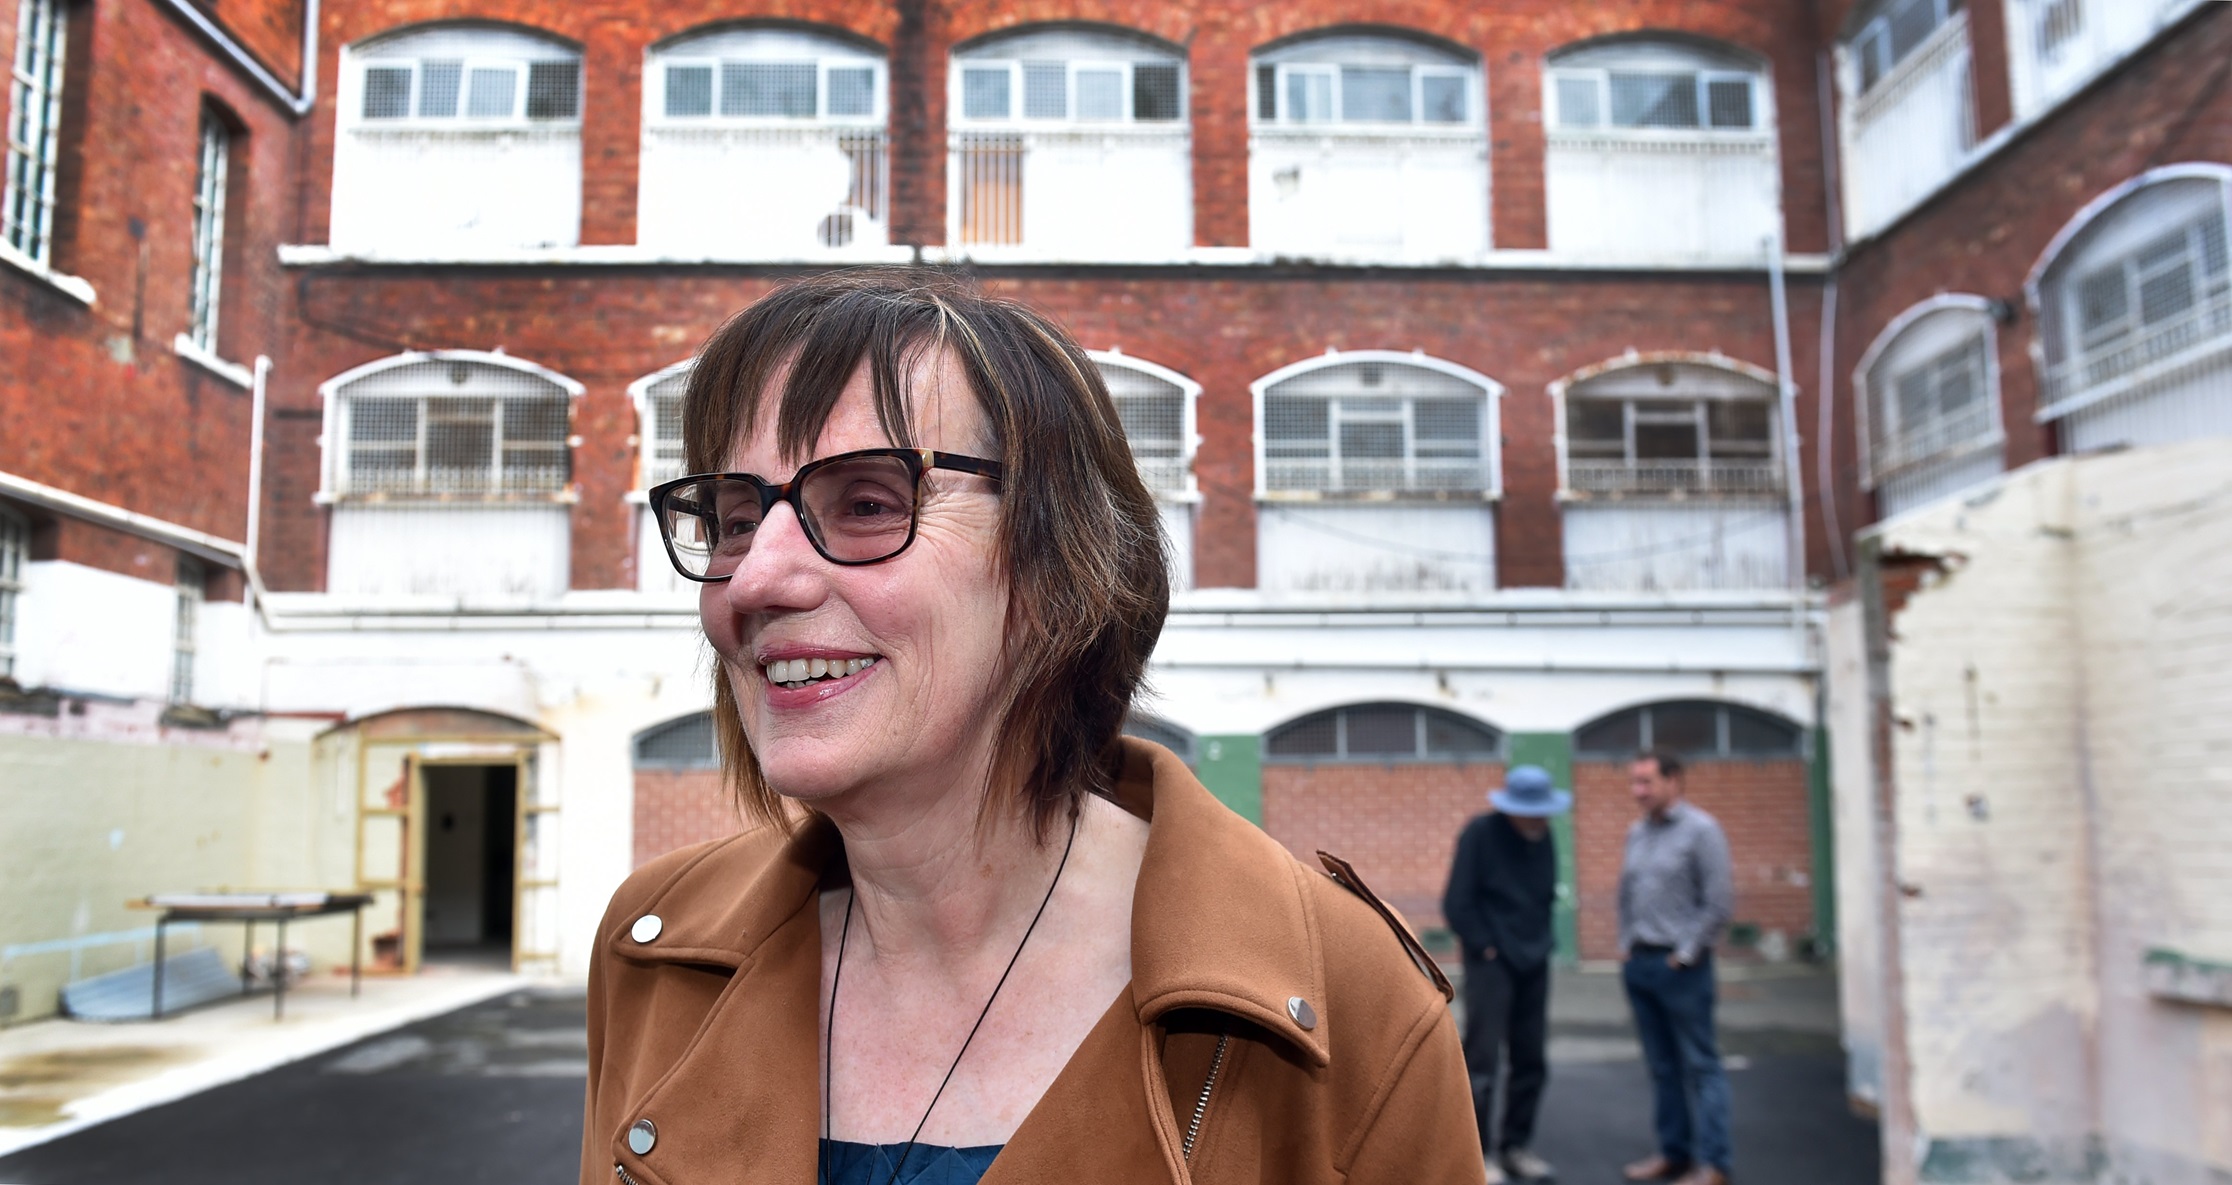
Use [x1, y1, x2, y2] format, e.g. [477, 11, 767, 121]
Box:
[421, 763, 517, 966]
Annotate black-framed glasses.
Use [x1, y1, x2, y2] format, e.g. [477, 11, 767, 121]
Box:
[648, 448, 1004, 581]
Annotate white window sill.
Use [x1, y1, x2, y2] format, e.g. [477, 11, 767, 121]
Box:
[1256, 490, 1500, 504]
[172, 335, 254, 388]
[0, 239, 95, 305]
[314, 490, 582, 506]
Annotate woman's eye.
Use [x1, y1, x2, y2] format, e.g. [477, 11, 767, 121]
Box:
[719, 515, 757, 540]
[836, 486, 907, 519]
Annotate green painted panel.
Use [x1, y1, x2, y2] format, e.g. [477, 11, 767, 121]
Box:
[1507, 732, 1579, 964]
[1195, 733, 1262, 825]
[1809, 726, 1836, 957]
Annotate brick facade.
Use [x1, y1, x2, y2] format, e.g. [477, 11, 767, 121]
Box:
[1261, 760, 1505, 938]
[631, 767, 741, 868]
[1573, 758, 1816, 962]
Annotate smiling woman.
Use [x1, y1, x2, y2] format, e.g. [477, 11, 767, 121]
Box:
[584, 271, 1484, 1185]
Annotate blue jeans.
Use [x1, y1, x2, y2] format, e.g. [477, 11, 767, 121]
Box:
[1622, 950, 1732, 1173]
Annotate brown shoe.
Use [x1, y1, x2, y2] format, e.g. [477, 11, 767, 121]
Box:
[1622, 1155, 1692, 1182]
[1671, 1167, 1727, 1185]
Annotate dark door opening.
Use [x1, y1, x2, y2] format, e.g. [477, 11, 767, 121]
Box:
[422, 763, 517, 964]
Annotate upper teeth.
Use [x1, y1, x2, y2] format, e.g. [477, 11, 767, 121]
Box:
[762, 656, 876, 685]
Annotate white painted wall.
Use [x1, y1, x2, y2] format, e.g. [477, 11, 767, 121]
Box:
[1825, 593, 1884, 1114]
[1563, 502, 1790, 592]
[638, 127, 883, 256]
[2058, 349, 2232, 454]
[13, 561, 177, 701]
[2006, 0, 2210, 124]
[1545, 132, 1780, 263]
[1160, 501, 1194, 592]
[327, 504, 571, 602]
[949, 129, 1191, 261]
[1256, 503, 1494, 593]
[329, 128, 581, 254]
[1875, 447, 2005, 520]
[1844, 14, 1974, 241]
[1248, 130, 1488, 262]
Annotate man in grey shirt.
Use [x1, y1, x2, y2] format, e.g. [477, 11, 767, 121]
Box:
[1616, 749, 1735, 1185]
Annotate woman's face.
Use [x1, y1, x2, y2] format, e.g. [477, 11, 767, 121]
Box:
[701, 349, 1012, 814]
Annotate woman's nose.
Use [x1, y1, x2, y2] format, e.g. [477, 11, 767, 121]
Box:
[720, 501, 825, 613]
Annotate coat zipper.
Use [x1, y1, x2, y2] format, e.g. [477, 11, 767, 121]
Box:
[1181, 1032, 1231, 1163]
[615, 1164, 643, 1185]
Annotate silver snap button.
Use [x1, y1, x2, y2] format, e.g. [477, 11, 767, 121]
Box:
[1287, 996, 1317, 1030]
[631, 915, 663, 943]
[628, 1118, 656, 1155]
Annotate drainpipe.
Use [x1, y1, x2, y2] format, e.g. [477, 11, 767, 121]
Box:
[1768, 232, 1810, 653]
[160, 0, 320, 116]
[243, 355, 274, 623]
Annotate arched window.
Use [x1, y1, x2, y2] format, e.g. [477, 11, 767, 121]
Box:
[0, 504, 26, 680]
[1123, 713, 1195, 764]
[1839, 0, 1976, 239]
[2006, 0, 2207, 122]
[334, 25, 583, 253]
[948, 26, 1189, 258]
[1253, 351, 1502, 593]
[1543, 37, 1778, 262]
[1556, 356, 1791, 591]
[1574, 700, 1802, 759]
[634, 712, 720, 769]
[1858, 299, 2003, 515]
[1092, 350, 1199, 589]
[640, 25, 887, 256]
[2033, 169, 2232, 451]
[629, 360, 695, 593]
[1247, 30, 1487, 262]
[1265, 702, 1502, 764]
[318, 352, 583, 601]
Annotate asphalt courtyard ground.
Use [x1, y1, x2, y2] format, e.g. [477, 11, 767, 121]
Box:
[0, 966, 1875, 1185]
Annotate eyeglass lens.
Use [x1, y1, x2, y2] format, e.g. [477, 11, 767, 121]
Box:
[661, 453, 921, 576]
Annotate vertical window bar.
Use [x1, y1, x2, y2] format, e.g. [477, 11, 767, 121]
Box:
[4, 0, 68, 263]
[188, 112, 230, 354]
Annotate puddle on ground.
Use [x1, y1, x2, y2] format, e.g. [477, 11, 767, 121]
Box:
[0, 1045, 191, 1127]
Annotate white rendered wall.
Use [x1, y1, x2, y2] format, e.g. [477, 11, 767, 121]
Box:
[327, 504, 571, 602]
[1563, 502, 1790, 592]
[1875, 446, 2004, 521]
[1255, 503, 1495, 593]
[2057, 348, 2232, 454]
[329, 128, 582, 254]
[1159, 501, 1194, 592]
[638, 127, 882, 256]
[1545, 132, 1780, 263]
[1248, 130, 1489, 262]
[2006, 0, 2210, 125]
[13, 561, 178, 701]
[1844, 14, 1974, 240]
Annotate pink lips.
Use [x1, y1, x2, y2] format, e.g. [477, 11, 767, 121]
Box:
[758, 651, 878, 710]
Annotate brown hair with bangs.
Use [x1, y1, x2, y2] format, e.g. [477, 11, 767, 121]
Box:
[682, 269, 1170, 840]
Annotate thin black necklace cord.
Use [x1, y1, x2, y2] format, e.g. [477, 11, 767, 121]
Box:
[821, 808, 1081, 1185]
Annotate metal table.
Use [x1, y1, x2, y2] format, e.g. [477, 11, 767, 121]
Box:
[132, 893, 375, 1020]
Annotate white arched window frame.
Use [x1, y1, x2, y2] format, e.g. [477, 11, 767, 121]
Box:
[1542, 38, 1780, 263]
[1551, 355, 1785, 498]
[316, 350, 585, 503]
[947, 26, 1190, 259]
[1855, 296, 2004, 487]
[1089, 349, 1200, 500]
[2025, 165, 2232, 425]
[628, 359, 695, 495]
[1838, 0, 1977, 240]
[640, 26, 890, 256]
[333, 25, 584, 253]
[1251, 350, 1503, 500]
[1245, 31, 1488, 263]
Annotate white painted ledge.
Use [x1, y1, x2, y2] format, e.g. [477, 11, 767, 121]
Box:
[171, 334, 254, 388]
[0, 238, 95, 305]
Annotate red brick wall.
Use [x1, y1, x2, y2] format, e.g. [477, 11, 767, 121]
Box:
[1261, 761, 1505, 935]
[0, 0, 303, 564]
[632, 768, 743, 867]
[1572, 759, 1816, 961]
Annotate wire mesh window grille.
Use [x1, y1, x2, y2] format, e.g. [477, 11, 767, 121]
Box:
[1574, 700, 1801, 758]
[0, 505, 24, 680]
[1552, 66, 1759, 130]
[1865, 310, 1998, 480]
[353, 29, 580, 125]
[653, 29, 883, 124]
[187, 111, 231, 355]
[4, 0, 68, 265]
[2041, 178, 2232, 413]
[956, 132, 1024, 245]
[2033, 0, 2083, 58]
[1094, 357, 1194, 495]
[1122, 715, 1195, 763]
[1260, 361, 1490, 495]
[1264, 703, 1502, 764]
[633, 712, 720, 769]
[334, 360, 573, 498]
[1565, 367, 1781, 497]
[953, 32, 1186, 127]
[638, 368, 690, 488]
[170, 557, 203, 706]
[1851, 0, 1963, 92]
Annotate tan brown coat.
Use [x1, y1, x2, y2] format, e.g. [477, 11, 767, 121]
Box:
[580, 739, 1488, 1184]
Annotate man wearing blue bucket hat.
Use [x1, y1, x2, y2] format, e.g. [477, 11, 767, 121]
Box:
[1443, 764, 1571, 1183]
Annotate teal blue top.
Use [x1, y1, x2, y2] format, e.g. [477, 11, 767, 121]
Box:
[819, 1140, 1001, 1185]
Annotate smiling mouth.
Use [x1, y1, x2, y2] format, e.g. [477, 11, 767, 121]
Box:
[761, 655, 879, 690]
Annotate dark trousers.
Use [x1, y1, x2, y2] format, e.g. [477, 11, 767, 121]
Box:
[1460, 956, 1550, 1155]
[1621, 949, 1732, 1173]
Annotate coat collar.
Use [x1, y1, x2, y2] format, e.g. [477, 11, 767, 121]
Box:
[607, 737, 1331, 1066]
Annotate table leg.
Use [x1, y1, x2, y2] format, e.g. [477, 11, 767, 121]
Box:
[351, 907, 363, 998]
[275, 917, 288, 1021]
[151, 919, 167, 1020]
